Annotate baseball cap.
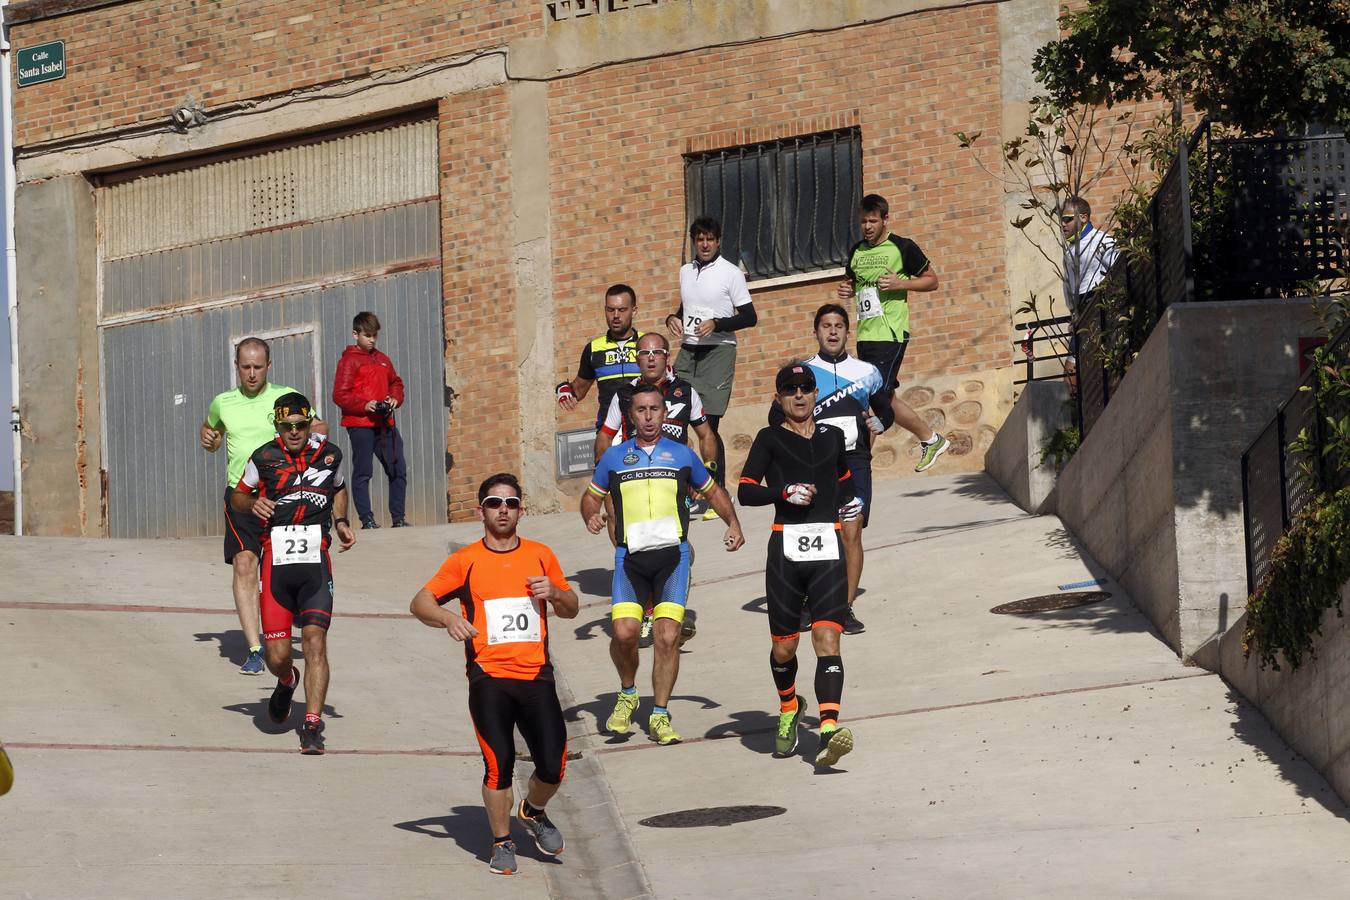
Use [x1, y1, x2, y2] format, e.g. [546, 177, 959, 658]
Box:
[775, 364, 816, 393]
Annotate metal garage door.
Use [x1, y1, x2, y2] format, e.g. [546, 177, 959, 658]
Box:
[97, 117, 447, 538]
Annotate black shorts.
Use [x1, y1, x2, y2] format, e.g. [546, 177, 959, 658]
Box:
[468, 675, 568, 791]
[765, 529, 847, 640]
[845, 452, 872, 529]
[260, 547, 334, 640]
[856, 338, 910, 392]
[223, 486, 264, 564]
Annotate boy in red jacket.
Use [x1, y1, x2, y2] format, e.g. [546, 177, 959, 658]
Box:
[332, 311, 408, 528]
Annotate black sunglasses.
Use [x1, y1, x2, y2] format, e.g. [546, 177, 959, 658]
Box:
[277, 421, 311, 433]
[480, 496, 522, 510]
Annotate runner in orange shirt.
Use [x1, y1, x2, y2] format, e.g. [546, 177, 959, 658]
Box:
[410, 473, 579, 876]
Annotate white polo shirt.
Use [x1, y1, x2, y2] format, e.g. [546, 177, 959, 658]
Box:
[1062, 224, 1118, 311]
[677, 255, 753, 347]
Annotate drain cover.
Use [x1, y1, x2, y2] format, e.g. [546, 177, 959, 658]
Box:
[990, 591, 1111, 615]
[639, 805, 786, 828]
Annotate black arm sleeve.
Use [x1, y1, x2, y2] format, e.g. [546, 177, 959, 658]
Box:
[736, 430, 779, 507]
[715, 302, 757, 333]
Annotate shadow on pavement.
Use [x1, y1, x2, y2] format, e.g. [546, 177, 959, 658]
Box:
[1225, 688, 1350, 822]
[565, 693, 720, 740]
[221, 699, 343, 734]
[393, 806, 561, 866]
[569, 567, 613, 599]
[194, 630, 303, 667]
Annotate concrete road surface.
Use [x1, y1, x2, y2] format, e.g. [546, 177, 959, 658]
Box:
[2, 472, 1348, 899]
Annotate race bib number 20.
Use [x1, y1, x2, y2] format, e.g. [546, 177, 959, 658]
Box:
[485, 596, 542, 645]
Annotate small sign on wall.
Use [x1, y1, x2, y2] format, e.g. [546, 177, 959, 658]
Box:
[555, 428, 597, 478]
[17, 41, 65, 87]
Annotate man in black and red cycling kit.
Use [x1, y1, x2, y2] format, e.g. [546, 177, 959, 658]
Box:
[232, 392, 356, 754]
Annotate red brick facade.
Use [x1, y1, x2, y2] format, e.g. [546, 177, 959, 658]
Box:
[546, 8, 1008, 434]
[9, 0, 538, 147]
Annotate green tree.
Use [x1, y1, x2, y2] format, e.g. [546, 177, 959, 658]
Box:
[1033, 0, 1350, 133]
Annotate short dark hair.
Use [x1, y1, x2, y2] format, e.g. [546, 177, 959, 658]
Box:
[477, 472, 522, 504]
[814, 303, 850, 331]
[637, 332, 670, 352]
[235, 336, 270, 363]
[353, 311, 381, 334]
[689, 216, 722, 241]
[1064, 196, 1092, 219]
[630, 382, 664, 403]
[860, 194, 889, 218]
[605, 283, 637, 305]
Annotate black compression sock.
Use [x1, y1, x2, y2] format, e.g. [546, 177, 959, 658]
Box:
[815, 655, 843, 728]
[770, 652, 798, 710]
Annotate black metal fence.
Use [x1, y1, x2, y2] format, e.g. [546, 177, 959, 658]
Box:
[1075, 124, 1349, 440]
[1241, 324, 1350, 595]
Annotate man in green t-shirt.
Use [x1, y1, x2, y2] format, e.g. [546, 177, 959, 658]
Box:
[200, 337, 326, 675]
[837, 193, 949, 472]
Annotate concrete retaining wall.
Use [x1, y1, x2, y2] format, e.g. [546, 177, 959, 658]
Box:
[985, 380, 1070, 514]
[1218, 583, 1350, 804]
[1054, 299, 1316, 659]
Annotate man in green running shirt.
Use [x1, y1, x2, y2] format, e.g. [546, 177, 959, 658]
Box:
[200, 337, 326, 675]
[837, 193, 949, 473]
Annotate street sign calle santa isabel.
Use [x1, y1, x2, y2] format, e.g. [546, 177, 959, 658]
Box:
[17, 41, 65, 87]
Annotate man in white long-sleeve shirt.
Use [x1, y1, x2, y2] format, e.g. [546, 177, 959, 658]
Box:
[1061, 196, 1118, 312]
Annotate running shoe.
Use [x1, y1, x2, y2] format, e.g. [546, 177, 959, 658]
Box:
[298, 720, 326, 755]
[774, 697, 807, 758]
[606, 690, 639, 734]
[240, 648, 265, 675]
[637, 612, 654, 649]
[489, 840, 517, 875]
[915, 433, 950, 472]
[268, 669, 298, 724]
[814, 726, 854, 769]
[517, 800, 565, 856]
[842, 608, 866, 635]
[678, 610, 697, 647]
[701, 506, 721, 521]
[648, 712, 682, 745]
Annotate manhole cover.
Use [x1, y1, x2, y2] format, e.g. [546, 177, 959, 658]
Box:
[638, 805, 786, 828]
[990, 591, 1112, 615]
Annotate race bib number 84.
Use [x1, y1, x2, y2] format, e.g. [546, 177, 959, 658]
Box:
[485, 596, 542, 645]
[783, 522, 839, 562]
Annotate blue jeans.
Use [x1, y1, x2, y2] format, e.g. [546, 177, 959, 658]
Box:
[346, 425, 407, 524]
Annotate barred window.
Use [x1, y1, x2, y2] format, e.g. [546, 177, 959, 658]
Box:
[683, 128, 862, 280]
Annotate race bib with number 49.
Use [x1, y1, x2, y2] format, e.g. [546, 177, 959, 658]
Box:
[271, 524, 322, 566]
[856, 286, 883, 321]
[783, 522, 840, 562]
[485, 596, 542, 645]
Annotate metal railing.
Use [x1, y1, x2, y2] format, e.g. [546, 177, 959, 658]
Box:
[1013, 314, 1073, 385]
[1075, 124, 1350, 440]
[1241, 323, 1350, 595]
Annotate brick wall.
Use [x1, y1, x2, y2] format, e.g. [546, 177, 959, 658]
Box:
[545, 7, 1009, 434]
[9, 0, 540, 148]
[438, 87, 518, 520]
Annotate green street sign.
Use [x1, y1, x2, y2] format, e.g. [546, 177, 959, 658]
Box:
[16, 41, 65, 88]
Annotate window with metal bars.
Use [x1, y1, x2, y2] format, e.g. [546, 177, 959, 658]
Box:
[683, 128, 862, 280]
